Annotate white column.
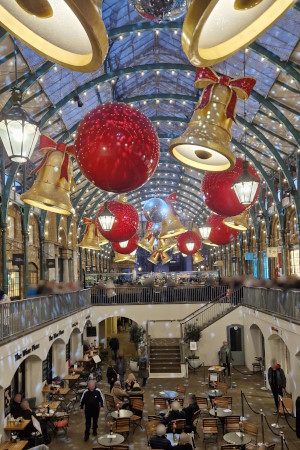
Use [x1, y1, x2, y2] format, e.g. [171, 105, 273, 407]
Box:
[45, 242, 55, 281]
[73, 250, 78, 282]
[63, 258, 69, 282]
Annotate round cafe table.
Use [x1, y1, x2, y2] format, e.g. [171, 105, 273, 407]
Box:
[209, 408, 232, 434]
[98, 433, 125, 447]
[111, 409, 133, 419]
[223, 432, 252, 449]
[206, 389, 223, 398]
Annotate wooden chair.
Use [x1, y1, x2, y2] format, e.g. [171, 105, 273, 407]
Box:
[225, 416, 240, 433]
[105, 393, 115, 418]
[192, 409, 201, 435]
[214, 398, 230, 409]
[203, 418, 218, 443]
[145, 421, 157, 442]
[172, 397, 184, 407]
[170, 418, 186, 433]
[196, 396, 208, 414]
[148, 414, 162, 424]
[113, 417, 130, 440]
[244, 422, 258, 444]
[245, 444, 256, 450]
[176, 384, 186, 394]
[223, 396, 233, 409]
[154, 397, 168, 412]
[217, 381, 228, 394]
[129, 397, 144, 433]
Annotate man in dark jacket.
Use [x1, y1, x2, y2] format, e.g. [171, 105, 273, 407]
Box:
[80, 380, 104, 441]
[109, 336, 119, 361]
[149, 424, 172, 450]
[10, 393, 22, 418]
[163, 401, 186, 432]
[106, 360, 119, 392]
[182, 394, 199, 429]
[268, 358, 286, 413]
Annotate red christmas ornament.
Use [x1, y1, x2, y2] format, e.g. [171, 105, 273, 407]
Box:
[74, 102, 160, 193]
[207, 214, 239, 246]
[201, 158, 260, 216]
[112, 233, 139, 254]
[177, 231, 201, 255]
[97, 200, 138, 242]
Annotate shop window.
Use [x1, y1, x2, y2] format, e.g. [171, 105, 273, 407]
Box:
[290, 249, 300, 276]
[262, 250, 268, 279]
[28, 262, 38, 287]
[8, 269, 20, 300]
[7, 216, 14, 239]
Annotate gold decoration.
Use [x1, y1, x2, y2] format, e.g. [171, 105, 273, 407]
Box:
[223, 210, 249, 231]
[182, 0, 295, 67]
[147, 251, 160, 265]
[192, 251, 205, 264]
[20, 138, 75, 215]
[138, 231, 156, 253]
[172, 245, 180, 254]
[160, 210, 186, 239]
[0, 0, 108, 72]
[203, 240, 219, 247]
[79, 219, 108, 250]
[114, 251, 136, 263]
[161, 251, 171, 265]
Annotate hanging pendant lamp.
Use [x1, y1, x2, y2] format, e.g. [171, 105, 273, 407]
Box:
[182, 0, 295, 67]
[199, 223, 212, 240]
[223, 210, 249, 231]
[98, 202, 116, 231]
[0, 0, 108, 72]
[169, 67, 256, 172]
[232, 160, 260, 204]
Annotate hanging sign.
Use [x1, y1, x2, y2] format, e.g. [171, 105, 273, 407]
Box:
[267, 247, 277, 258]
[86, 265, 91, 273]
[46, 258, 55, 268]
[12, 254, 24, 265]
[245, 252, 254, 261]
[190, 342, 197, 351]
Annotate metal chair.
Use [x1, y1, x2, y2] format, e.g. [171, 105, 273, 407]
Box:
[203, 418, 218, 444]
[105, 393, 116, 418]
[244, 422, 258, 444]
[225, 416, 240, 433]
[217, 381, 228, 394]
[129, 397, 144, 433]
[113, 417, 130, 440]
[170, 418, 186, 433]
[154, 397, 168, 412]
[196, 396, 209, 414]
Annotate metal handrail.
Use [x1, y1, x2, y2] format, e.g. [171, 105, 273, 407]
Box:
[0, 289, 91, 343]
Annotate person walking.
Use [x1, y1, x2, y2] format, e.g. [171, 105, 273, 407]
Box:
[106, 360, 119, 392]
[80, 380, 104, 441]
[219, 341, 233, 376]
[138, 347, 148, 387]
[109, 335, 119, 361]
[116, 350, 126, 383]
[268, 358, 286, 414]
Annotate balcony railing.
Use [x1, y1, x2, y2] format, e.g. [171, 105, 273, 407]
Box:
[91, 285, 227, 305]
[0, 289, 91, 343]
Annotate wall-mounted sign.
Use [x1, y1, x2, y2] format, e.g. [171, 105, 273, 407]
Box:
[14, 343, 40, 362]
[267, 247, 278, 258]
[86, 265, 91, 273]
[49, 329, 64, 341]
[46, 258, 56, 269]
[190, 342, 197, 351]
[245, 252, 254, 261]
[12, 253, 24, 265]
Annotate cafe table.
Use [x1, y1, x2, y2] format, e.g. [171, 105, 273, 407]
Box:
[63, 373, 80, 391]
[76, 357, 93, 364]
[38, 401, 60, 411]
[4, 420, 30, 432]
[223, 431, 252, 449]
[0, 440, 28, 450]
[42, 386, 70, 397]
[158, 390, 183, 404]
[206, 389, 224, 405]
[111, 409, 133, 419]
[69, 366, 84, 374]
[209, 407, 232, 433]
[98, 433, 125, 447]
[208, 365, 225, 386]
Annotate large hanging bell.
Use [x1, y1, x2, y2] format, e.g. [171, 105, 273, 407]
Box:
[193, 251, 205, 265]
[21, 135, 75, 215]
[161, 251, 171, 265]
[138, 231, 156, 253]
[114, 251, 136, 263]
[160, 237, 177, 252]
[79, 218, 108, 250]
[160, 210, 186, 239]
[147, 251, 160, 265]
[223, 210, 249, 231]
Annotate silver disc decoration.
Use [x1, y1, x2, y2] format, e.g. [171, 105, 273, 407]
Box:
[133, 0, 186, 22]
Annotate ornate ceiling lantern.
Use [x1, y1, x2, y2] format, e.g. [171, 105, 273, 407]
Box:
[169, 67, 256, 172]
[232, 160, 260, 205]
[199, 223, 212, 241]
[0, 0, 108, 72]
[98, 202, 116, 232]
[182, 0, 295, 67]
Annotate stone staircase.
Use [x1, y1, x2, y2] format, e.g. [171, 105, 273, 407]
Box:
[149, 338, 182, 377]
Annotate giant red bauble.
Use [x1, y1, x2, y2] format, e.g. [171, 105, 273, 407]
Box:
[177, 231, 201, 255]
[112, 234, 139, 254]
[97, 200, 139, 242]
[201, 158, 260, 216]
[74, 102, 160, 193]
[207, 214, 239, 246]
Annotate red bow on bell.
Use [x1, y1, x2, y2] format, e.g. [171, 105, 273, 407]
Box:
[33, 134, 75, 182]
[194, 67, 256, 122]
[164, 192, 177, 203]
[83, 218, 98, 237]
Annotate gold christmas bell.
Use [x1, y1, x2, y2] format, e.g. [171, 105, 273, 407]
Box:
[78, 218, 108, 250]
[161, 251, 171, 265]
[147, 251, 160, 265]
[203, 240, 219, 247]
[138, 231, 156, 253]
[21, 135, 75, 215]
[160, 207, 186, 239]
[172, 245, 180, 254]
[161, 237, 177, 252]
[182, 0, 295, 67]
[223, 210, 249, 231]
[114, 251, 136, 263]
[193, 251, 205, 265]
[169, 67, 256, 172]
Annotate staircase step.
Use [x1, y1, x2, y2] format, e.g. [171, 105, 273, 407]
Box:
[151, 367, 181, 373]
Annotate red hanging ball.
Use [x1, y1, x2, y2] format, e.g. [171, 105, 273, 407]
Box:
[207, 214, 239, 246]
[74, 102, 160, 193]
[111, 233, 139, 254]
[97, 200, 139, 242]
[177, 230, 201, 255]
[201, 158, 260, 217]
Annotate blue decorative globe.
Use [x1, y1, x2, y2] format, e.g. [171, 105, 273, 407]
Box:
[151, 222, 161, 237]
[143, 198, 169, 223]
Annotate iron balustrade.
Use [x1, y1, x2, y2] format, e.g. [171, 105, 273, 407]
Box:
[0, 289, 91, 342]
[91, 285, 227, 305]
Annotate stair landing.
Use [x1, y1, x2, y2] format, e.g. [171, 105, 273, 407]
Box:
[149, 338, 183, 378]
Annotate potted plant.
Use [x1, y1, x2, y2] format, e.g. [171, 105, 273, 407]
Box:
[129, 323, 145, 371]
[184, 323, 202, 369]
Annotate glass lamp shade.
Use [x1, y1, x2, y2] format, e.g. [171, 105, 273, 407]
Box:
[98, 203, 115, 231]
[232, 161, 259, 204]
[0, 103, 40, 163]
[186, 237, 195, 252]
[199, 224, 212, 240]
[119, 240, 129, 248]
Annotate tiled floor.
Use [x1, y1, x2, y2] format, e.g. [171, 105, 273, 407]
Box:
[48, 331, 299, 449]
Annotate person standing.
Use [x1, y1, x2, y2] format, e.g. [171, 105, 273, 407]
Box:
[80, 380, 104, 441]
[268, 358, 286, 413]
[116, 350, 126, 383]
[106, 360, 119, 392]
[109, 335, 119, 361]
[219, 341, 233, 376]
[138, 347, 148, 387]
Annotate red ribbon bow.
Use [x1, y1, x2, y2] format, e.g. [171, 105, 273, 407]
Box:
[83, 218, 98, 237]
[33, 135, 75, 182]
[194, 67, 256, 122]
[163, 192, 177, 203]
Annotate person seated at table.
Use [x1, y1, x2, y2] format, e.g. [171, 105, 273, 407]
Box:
[176, 432, 193, 450]
[10, 393, 23, 418]
[125, 372, 136, 391]
[149, 424, 172, 450]
[111, 381, 128, 408]
[20, 400, 50, 444]
[182, 394, 199, 429]
[163, 401, 186, 432]
[107, 360, 119, 392]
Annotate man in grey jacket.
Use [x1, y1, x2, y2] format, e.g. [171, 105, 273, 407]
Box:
[219, 341, 233, 376]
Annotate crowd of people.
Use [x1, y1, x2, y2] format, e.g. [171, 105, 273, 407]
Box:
[221, 274, 300, 290]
